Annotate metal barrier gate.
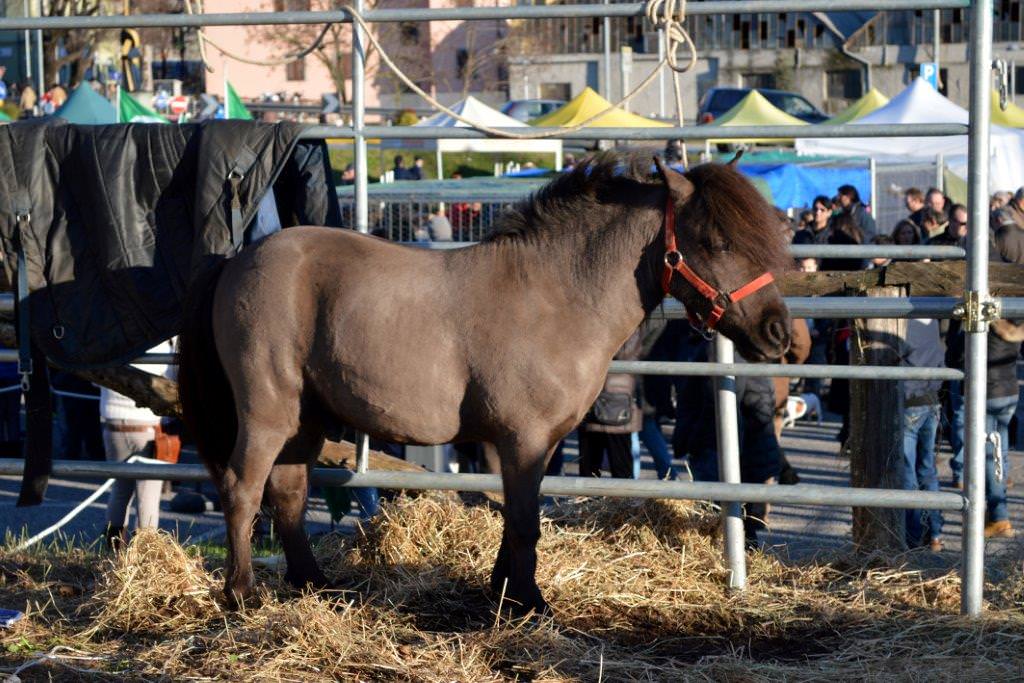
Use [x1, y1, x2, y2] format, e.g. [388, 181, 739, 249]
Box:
[0, 0, 1008, 617]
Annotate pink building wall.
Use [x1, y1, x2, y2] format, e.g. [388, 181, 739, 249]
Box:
[201, 0, 510, 109]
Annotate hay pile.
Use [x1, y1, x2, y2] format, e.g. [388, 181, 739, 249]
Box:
[2, 494, 1023, 681]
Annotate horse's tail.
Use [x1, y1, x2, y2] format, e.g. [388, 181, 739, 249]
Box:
[177, 260, 236, 484]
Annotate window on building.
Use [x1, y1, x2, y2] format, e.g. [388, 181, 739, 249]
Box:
[540, 82, 571, 101]
[400, 22, 421, 46]
[1015, 65, 1024, 95]
[273, 0, 310, 10]
[826, 69, 862, 99]
[286, 57, 306, 82]
[456, 49, 469, 80]
[741, 72, 776, 89]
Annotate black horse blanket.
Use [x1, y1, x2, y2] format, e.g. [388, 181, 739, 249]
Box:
[0, 119, 341, 505]
[0, 119, 340, 369]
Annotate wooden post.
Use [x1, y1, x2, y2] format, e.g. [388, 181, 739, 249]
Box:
[848, 286, 908, 552]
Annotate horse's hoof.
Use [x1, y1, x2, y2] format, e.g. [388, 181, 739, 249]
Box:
[223, 578, 255, 610]
[284, 570, 330, 591]
[496, 585, 550, 618]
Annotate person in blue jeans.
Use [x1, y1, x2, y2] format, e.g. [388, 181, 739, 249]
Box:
[947, 318, 1018, 538]
[902, 404, 943, 548]
[901, 319, 945, 549]
[946, 380, 966, 487]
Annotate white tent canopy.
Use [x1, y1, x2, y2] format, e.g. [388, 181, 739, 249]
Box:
[797, 77, 1024, 192]
[386, 96, 563, 177]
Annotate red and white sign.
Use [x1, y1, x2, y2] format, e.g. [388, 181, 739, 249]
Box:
[169, 96, 189, 116]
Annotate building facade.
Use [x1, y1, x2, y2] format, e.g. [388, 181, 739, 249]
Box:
[505, 3, 1024, 120]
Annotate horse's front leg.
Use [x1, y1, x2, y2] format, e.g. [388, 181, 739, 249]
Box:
[492, 439, 555, 615]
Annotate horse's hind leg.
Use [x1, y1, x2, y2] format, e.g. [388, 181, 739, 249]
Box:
[220, 423, 292, 607]
[265, 425, 327, 589]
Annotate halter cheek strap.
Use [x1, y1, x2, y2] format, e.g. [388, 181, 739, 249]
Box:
[661, 194, 774, 331]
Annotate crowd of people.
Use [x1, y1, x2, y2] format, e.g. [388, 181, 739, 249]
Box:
[779, 181, 1021, 547]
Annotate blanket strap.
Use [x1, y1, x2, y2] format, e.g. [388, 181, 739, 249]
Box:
[12, 191, 32, 392]
[227, 148, 258, 249]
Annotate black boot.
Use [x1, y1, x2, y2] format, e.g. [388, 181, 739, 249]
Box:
[778, 451, 800, 486]
[104, 524, 127, 553]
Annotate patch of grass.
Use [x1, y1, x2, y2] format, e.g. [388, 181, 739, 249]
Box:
[328, 145, 559, 182]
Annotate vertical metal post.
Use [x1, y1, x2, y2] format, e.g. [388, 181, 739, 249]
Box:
[868, 158, 877, 217]
[619, 46, 631, 109]
[657, 30, 666, 117]
[34, 0, 43, 93]
[933, 8, 941, 77]
[713, 334, 747, 590]
[22, 0, 32, 86]
[961, 0, 993, 618]
[936, 153, 944, 192]
[602, 0, 611, 99]
[352, 0, 370, 474]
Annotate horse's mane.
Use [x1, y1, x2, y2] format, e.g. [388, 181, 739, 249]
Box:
[483, 152, 791, 275]
[677, 162, 793, 274]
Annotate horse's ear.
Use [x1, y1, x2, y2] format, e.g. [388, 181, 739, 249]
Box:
[727, 150, 744, 166]
[653, 155, 694, 203]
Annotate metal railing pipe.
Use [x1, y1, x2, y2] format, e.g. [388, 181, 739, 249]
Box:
[304, 123, 970, 141]
[609, 361, 963, 380]
[0, 459, 968, 511]
[713, 335, 747, 590]
[961, 0, 994, 619]
[393, 241, 968, 261]
[0, 2, 970, 30]
[0, 295, 994, 321]
[352, 0, 371, 474]
[787, 244, 965, 259]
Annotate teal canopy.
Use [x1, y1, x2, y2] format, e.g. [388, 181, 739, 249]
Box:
[54, 84, 116, 124]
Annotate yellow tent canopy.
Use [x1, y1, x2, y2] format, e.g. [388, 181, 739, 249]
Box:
[530, 87, 669, 128]
[827, 88, 890, 124]
[991, 90, 1024, 127]
[706, 90, 806, 143]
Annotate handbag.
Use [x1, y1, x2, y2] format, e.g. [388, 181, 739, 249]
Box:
[588, 391, 634, 427]
[153, 423, 182, 464]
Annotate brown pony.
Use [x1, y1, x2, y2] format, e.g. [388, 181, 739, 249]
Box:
[178, 153, 792, 613]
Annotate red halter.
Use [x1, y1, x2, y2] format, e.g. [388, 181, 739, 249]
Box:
[661, 194, 775, 331]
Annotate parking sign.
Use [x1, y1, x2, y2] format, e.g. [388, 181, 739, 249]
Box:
[920, 62, 938, 89]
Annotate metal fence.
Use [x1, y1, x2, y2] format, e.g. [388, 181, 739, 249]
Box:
[0, 0, 1006, 617]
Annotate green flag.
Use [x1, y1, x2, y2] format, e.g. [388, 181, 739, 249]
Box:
[118, 89, 168, 123]
[225, 81, 253, 120]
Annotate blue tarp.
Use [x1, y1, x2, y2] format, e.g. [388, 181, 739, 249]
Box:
[738, 163, 871, 209]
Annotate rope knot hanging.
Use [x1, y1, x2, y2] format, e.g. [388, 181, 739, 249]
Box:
[644, 0, 697, 74]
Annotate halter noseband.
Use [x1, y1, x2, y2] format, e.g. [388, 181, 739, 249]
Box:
[660, 194, 775, 332]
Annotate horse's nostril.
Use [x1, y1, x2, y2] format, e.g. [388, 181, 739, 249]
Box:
[765, 319, 789, 347]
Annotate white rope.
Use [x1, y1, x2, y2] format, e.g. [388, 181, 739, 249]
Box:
[989, 431, 1004, 482]
[12, 455, 166, 552]
[187, 1, 698, 140]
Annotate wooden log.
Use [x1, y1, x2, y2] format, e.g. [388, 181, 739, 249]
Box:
[847, 286, 907, 552]
[777, 261, 1024, 298]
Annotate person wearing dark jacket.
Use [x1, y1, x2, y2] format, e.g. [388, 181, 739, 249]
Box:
[579, 329, 643, 478]
[793, 195, 832, 245]
[837, 184, 876, 243]
[672, 329, 783, 544]
[901, 318, 946, 550]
